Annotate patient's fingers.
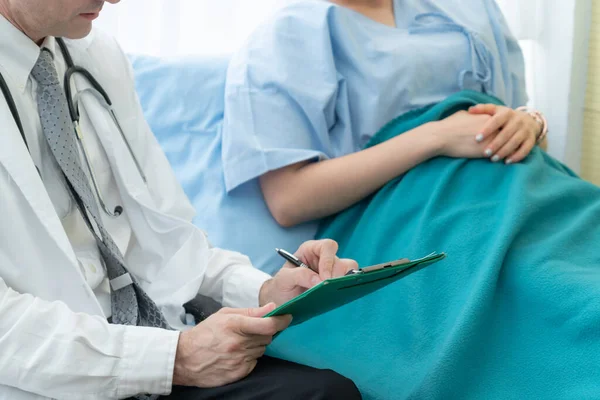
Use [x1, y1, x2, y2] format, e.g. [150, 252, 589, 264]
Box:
[475, 107, 511, 142]
[469, 103, 497, 115]
[492, 128, 524, 162]
[485, 118, 521, 161]
[506, 135, 536, 164]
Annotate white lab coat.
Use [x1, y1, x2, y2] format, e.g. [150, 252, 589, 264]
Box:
[0, 28, 270, 400]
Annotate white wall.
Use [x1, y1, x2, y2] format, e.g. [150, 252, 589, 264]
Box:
[97, 0, 286, 56]
[534, 0, 592, 171]
[497, 0, 592, 171]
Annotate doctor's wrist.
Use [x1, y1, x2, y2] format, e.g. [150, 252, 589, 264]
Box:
[258, 279, 275, 307]
[173, 331, 193, 386]
[173, 330, 198, 386]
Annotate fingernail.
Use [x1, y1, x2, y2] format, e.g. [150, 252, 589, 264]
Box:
[311, 276, 321, 286]
[506, 159, 513, 165]
[475, 134, 484, 143]
[491, 155, 500, 163]
[484, 148, 493, 157]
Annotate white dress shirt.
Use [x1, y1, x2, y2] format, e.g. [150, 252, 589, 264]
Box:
[0, 14, 271, 400]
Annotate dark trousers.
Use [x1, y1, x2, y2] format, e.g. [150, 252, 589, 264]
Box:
[160, 356, 361, 400]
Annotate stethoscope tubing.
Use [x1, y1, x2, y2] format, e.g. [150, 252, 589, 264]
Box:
[0, 38, 146, 218]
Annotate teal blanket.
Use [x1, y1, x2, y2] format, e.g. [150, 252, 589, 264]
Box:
[266, 91, 600, 399]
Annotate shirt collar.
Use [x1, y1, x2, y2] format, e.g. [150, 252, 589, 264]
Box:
[0, 13, 58, 93]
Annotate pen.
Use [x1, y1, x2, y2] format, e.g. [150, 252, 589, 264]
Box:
[275, 248, 311, 269]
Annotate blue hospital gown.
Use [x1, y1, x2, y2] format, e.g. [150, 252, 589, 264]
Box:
[221, 0, 527, 274]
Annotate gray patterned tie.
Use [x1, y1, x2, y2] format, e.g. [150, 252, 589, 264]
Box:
[31, 49, 169, 330]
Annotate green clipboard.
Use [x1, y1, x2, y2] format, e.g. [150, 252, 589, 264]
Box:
[265, 252, 446, 326]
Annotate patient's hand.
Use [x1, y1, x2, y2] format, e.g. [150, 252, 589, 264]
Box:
[469, 104, 541, 164]
[434, 111, 497, 159]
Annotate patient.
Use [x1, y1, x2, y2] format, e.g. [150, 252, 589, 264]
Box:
[223, 0, 542, 228]
[221, 0, 600, 399]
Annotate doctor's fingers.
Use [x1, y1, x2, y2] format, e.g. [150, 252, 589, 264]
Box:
[296, 239, 339, 280]
[219, 303, 277, 318]
[243, 334, 274, 348]
[333, 258, 358, 278]
[223, 334, 271, 354]
[236, 314, 292, 337]
[222, 326, 273, 351]
[242, 347, 268, 363]
[287, 265, 322, 289]
[286, 256, 356, 288]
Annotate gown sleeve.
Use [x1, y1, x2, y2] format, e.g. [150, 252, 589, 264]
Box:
[221, 4, 342, 192]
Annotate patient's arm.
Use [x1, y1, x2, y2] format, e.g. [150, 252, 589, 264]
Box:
[260, 112, 493, 227]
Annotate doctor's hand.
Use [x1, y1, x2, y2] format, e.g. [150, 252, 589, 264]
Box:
[259, 239, 358, 307]
[173, 304, 291, 388]
[468, 104, 541, 164]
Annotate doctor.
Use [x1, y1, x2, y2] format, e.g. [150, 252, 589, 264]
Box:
[0, 0, 361, 399]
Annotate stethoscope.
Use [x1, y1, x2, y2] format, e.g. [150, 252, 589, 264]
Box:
[0, 37, 146, 217]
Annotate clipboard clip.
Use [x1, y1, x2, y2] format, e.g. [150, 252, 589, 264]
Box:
[345, 258, 411, 276]
[345, 269, 363, 276]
